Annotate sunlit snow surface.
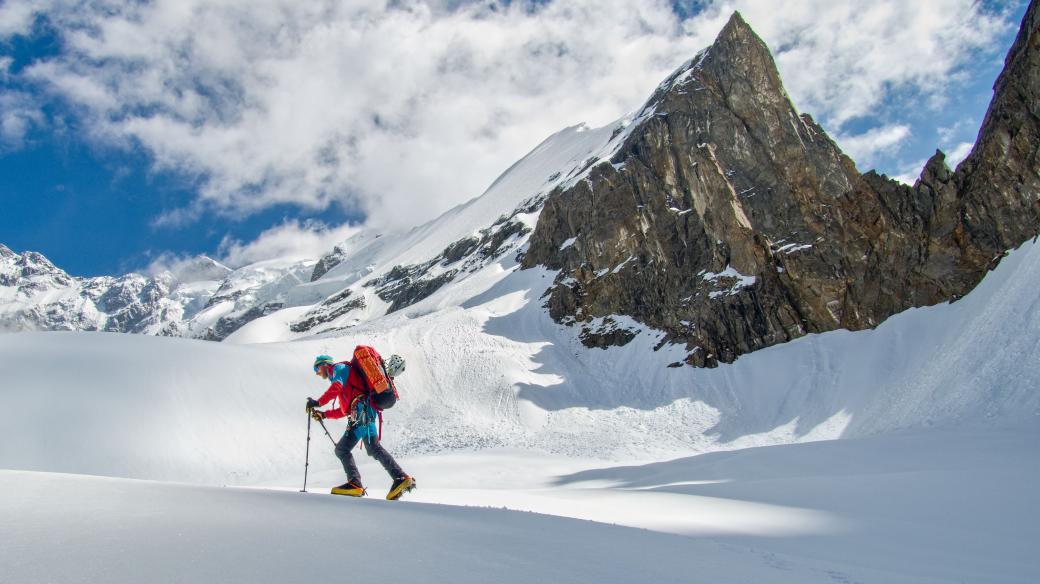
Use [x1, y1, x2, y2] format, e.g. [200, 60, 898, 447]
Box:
[2, 428, 1037, 583]
[0, 468, 919, 584]
[3, 227, 1040, 581]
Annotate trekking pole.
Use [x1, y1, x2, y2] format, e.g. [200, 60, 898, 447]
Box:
[301, 412, 312, 493]
[317, 416, 338, 447]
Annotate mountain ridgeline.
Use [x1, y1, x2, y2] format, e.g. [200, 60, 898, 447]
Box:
[521, 8, 1040, 366]
[1, 4, 1037, 366]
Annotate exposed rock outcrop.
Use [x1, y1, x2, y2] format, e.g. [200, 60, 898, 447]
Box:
[311, 246, 348, 282]
[522, 7, 1040, 367]
[290, 288, 366, 333]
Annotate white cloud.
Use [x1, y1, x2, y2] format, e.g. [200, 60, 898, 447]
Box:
[12, 1, 707, 229]
[834, 124, 912, 169]
[0, 0, 47, 38]
[2, 0, 1016, 239]
[216, 220, 361, 268]
[946, 141, 973, 168]
[713, 0, 1012, 126]
[0, 91, 44, 148]
[938, 119, 974, 144]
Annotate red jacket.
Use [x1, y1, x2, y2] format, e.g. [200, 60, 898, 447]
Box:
[317, 362, 367, 420]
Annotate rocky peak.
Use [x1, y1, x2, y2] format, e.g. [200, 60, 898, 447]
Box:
[522, 5, 1040, 367]
[701, 11, 785, 97]
[950, 0, 1040, 251]
[18, 251, 62, 276]
[0, 244, 14, 259]
[918, 150, 952, 187]
[311, 246, 347, 282]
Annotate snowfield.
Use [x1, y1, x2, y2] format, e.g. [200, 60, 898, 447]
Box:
[2, 427, 1036, 583]
[0, 468, 936, 584]
[2, 238, 1039, 582]
[4, 240, 1039, 483]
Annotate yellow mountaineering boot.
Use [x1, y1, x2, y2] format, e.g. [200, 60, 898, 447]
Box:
[331, 480, 366, 497]
[386, 476, 415, 501]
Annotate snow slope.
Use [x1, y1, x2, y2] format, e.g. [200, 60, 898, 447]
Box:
[283, 121, 619, 308]
[3, 240, 1040, 486]
[3, 469, 932, 584]
[3, 426, 1036, 583]
[393, 429, 1040, 584]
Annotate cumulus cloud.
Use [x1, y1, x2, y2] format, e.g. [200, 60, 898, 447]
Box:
[946, 141, 974, 168]
[0, 91, 44, 148]
[0, 0, 46, 37]
[216, 220, 361, 268]
[0, 0, 1015, 239]
[834, 124, 912, 169]
[710, 0, 1011, 126]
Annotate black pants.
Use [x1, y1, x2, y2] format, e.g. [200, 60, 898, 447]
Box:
[335, 428, 406, 484]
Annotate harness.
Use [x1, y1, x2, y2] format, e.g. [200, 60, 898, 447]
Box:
[348, 394, 383, 442]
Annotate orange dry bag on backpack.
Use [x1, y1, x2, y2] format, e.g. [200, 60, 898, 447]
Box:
[352, 345, 391, 393]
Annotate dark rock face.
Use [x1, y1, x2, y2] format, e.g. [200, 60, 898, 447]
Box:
[311, 246, 347, 282]
[523, 8, 1040, 367]
[440, 218, 532, 270]
[357, 216, 532, 317]
[290, 288, 366, 333]
[366, 262, 458, 315]
[200, 302, 285, 342]
[952, 0, 1040, 252]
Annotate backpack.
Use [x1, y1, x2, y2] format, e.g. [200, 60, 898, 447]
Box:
[351, 345, 399, 410]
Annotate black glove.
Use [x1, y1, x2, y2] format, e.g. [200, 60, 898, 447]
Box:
[311, 409, 325, 421]
[306, 397, 319, 412]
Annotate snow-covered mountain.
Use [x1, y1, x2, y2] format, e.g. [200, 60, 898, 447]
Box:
[0, 244, 227, 335]
[0, 243, 323, 340]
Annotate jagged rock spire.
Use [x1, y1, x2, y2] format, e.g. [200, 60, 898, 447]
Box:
[699, 11, 785, 97]
[524, 6, 1040, 367]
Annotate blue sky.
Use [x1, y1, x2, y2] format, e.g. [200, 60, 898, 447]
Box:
[0, 0, 1027, 276]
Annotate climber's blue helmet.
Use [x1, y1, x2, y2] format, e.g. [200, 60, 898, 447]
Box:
[313, 354, 335, 374]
